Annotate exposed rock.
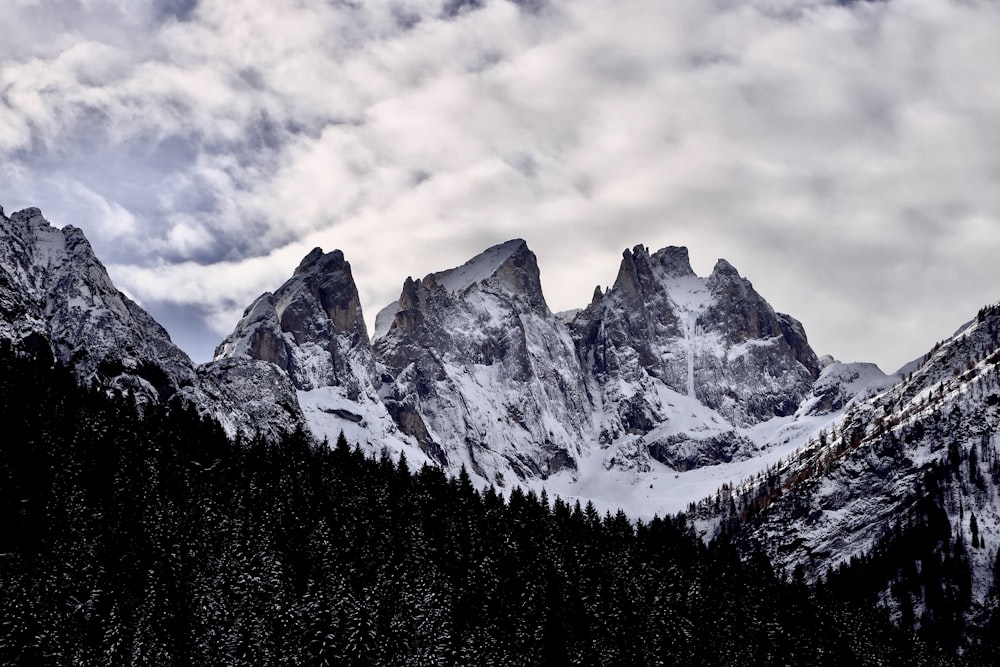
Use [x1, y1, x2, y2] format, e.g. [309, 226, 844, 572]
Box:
[647, 431, 756, 471]
[0, 207, 197, 402]
[0, 206, 306, 440]
[215, 248, 374, 397]
[181, 356, 307, 441]
[373, 239, 591, 485]
[571, 244, 820, 467]
[695, 256, 821, 424]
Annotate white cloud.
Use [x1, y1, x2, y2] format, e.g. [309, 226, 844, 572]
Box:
[2, 0, 1000, 367]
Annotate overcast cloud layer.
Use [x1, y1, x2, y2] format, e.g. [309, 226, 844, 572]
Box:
[2, 0, 999, 370]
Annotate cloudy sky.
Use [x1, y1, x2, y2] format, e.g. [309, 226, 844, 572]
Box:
[2, 0, 999, 371]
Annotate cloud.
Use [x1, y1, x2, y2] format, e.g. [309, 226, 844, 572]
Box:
[2, 0, 1000, 369]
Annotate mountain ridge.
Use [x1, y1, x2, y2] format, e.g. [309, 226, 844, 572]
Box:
[6, 201, 1000, 649]
[0, 206, 307, 442]
[0, 206, 909, 487]
[0, 204, 862, 507]
[213, 231, 846, 507]
[692, 300, 1000, 635]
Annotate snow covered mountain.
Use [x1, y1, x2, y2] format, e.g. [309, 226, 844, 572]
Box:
[0, 201, 914, 519]
[10, 198, 1000, 645]
[570, 244, 820, 472]
[373, 239, 593, 485]
[213, 236, 842, 497]
[214, 245, 417, 459]
[698, 302, 1000, 625]
[0, 206, 305, 441]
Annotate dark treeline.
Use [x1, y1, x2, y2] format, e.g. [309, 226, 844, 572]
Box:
[0, 342, 981, 665]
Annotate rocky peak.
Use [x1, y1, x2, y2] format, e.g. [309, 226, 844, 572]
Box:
[10, 207, 44, 226]
[489, 240, 547, 312]
[277, 247, 366, 341]
[373, 239, 592, 484]
[378, 239, 549, 340]
[293, 247, 328, 275]
[570, 242, 823, 470]
[701, 259, 820, 379]
[216, 247, 374, 396]
[389, 276, 430, 336]
[612, 245, 656, 304]
[611, 244, 698, 307]
[376, 240, 544, 363]
[0, 207, 199, 402]
[709, 258, 740, 280]
[590, 284, 604, 306]
[652, 245, 696, 278]
[398, 275, 421, 310]
[429, 238, 545, 310]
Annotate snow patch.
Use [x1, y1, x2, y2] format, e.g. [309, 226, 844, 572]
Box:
[431, 239, 526, 293]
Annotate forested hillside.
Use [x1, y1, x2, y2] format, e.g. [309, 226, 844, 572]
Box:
[0, 342, 988, 665]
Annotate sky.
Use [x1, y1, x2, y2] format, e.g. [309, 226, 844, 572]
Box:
[2, 0, 999, 372]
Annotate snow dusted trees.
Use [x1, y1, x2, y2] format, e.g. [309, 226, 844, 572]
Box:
[0, 341, 978, 665]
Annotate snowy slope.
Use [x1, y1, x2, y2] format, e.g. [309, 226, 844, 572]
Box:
[701, 302, 1000, 620]
[526, 360, 893, 520]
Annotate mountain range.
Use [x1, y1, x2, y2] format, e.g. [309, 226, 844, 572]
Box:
[3, 203, 999, 632]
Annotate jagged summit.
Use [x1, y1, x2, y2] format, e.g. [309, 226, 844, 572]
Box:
[568, 242, 820, 469]
[374, 238, 548, 346]
[294, 246, 334, 275]
[424, 238, 531, 293]
[0, 206, 197, 399]
[374, 238, 546, 339]
[651, 245, 697, 278]
[372, 238, 591, 481]
[710, 257, 740, 278]
[216, 246, 373, 395]
[0, 205, 308, 441]
[612, 244, 744, 312]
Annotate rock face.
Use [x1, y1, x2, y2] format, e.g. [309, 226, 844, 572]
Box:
[570, 245, 820, 469]
[0, 207, 197, 400]
[703, 302, 1000, 624]
[0, 206, 305, 440]
[215, 245, 410, 459]
[215, 248, 375, 397]
[372, 239, 593, 484]
[179, 357, 305, 443]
